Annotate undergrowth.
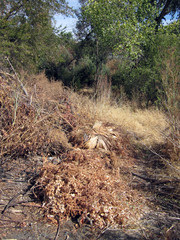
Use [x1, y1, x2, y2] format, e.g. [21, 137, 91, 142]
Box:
[0, 71, 179, 230]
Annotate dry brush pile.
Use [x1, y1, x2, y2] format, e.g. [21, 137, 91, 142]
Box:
[3, 71, 179, 231]
[35, 121, 147, 229]
[36, 149, 146, 229]
[0, 72, 74, 157]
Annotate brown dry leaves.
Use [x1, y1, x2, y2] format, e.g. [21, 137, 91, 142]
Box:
[36, 149, 145, 229]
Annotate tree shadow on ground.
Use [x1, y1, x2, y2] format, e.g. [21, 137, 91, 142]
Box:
[129, 144, 180, 239]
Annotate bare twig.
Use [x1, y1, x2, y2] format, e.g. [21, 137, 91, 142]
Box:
[1, 191, 23, 214]
[167, 216, 180, 221]
[54, 215, 61, 240]
[96, 226, 111, 239]
[5, 56, 28, 97]
[58, 113, 74, 129]
[0, 200, 41, 209]
[146, 146, 180, 174]
[13, 90, 19, 125]
[132, 172, 180, 185]
[1, 184, 34, 214]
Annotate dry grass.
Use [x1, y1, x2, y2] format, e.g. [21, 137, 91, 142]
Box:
[70, 93, 169, 146]
[160, 48, 180, 169]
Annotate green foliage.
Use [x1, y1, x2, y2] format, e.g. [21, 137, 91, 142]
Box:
[42, 44, 74, 83]
[75, 0, 121, 87]
[84, 0, 159, 59]
[0, 0, 71, 72]
[72, 56, 96, 89]
[44, 54, 96, 89]
[1, 0, 179, 109]
[111, 21, 180, 107]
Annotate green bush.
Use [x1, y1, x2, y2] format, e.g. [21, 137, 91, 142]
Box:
[68, 56, 96, 89]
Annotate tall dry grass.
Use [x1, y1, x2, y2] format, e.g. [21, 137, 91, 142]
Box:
[70, 92, 169, 147]
[159, 48, 180, 170]
[161, 48, 180, 118]
[71, 86, 180, 177]
[0, 70, 170, 157]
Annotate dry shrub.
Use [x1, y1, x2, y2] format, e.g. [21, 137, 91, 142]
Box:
[35, 149, 145, 229]
[0, 73, 73, 157]
[106, 59, 119, 75]
[159, 49, 180, 173]
[26, 73, 77, 130]
[161, 116, 180, 174]
[26, 72, 65, 102]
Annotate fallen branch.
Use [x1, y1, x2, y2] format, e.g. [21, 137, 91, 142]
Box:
[132, 172, 180, 185]
[54, 215, 61, 240]
[168, 216, 180, 221]
[1, 191, 23, 214]
[1, 184, 34, 214]
[1, 200, 41, 209]
[59, 113, 74, 129]
[132, 172, 157, 183]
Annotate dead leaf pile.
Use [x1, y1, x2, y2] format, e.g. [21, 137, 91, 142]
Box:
[35, 149, 145, 229]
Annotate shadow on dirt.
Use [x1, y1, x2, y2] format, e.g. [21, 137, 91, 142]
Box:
[130, 144, 180, 239]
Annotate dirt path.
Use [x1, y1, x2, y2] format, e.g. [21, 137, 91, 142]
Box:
[0, 150, 180, 240]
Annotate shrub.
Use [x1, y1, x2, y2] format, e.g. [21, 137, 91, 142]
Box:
[0, 72, 73, 157]
[72, 56, 96, 89]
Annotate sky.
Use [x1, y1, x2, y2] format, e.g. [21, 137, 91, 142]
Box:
[54, 0, 178, 33]
[54, 0, 80, 32]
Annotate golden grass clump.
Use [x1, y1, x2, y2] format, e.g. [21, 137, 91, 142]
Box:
[35, 149, 145, 229]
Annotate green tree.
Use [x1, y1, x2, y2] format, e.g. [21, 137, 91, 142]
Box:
[111, 20, 179, 107]
[75, 0, 113, 91]
[84, 0, 159, 59]
[0, 0, 72, 71]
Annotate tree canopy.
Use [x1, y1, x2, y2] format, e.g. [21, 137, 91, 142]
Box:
[155, 0, 180, 28]
[0, 0, 72, 71]
[0, 0, 179, 110]
[84, 0, 159, 59]
[83, 0, 179, 59]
